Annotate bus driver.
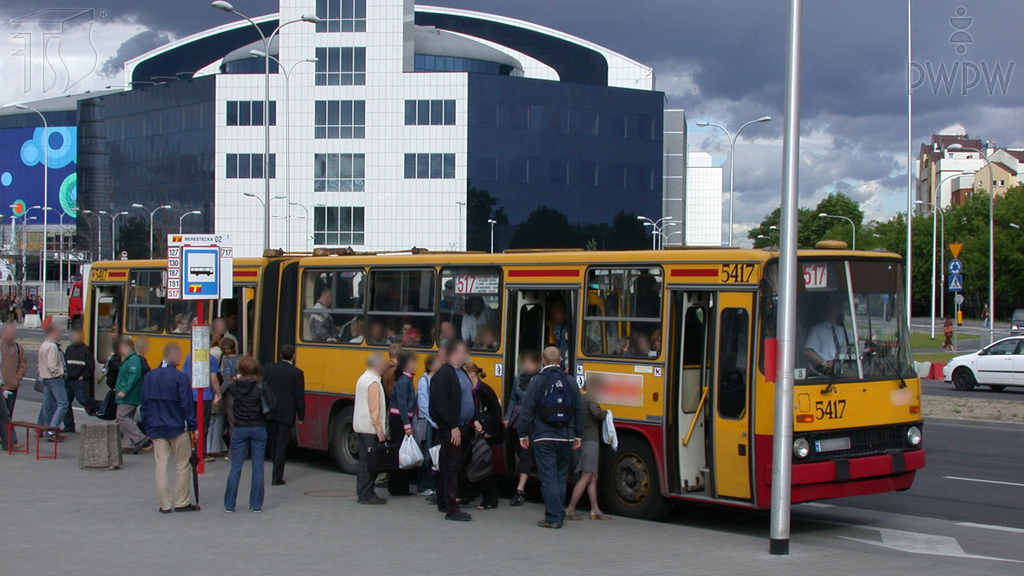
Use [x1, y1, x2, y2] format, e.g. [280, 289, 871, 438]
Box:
[802, 299, 852, 376]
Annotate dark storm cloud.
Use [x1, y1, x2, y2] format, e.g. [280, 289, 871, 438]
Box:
[99, 30, 174, 77]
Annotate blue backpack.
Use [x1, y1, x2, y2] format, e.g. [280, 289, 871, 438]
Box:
[541, 367, 575, 425]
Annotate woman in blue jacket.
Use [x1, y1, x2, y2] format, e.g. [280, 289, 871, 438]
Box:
[388, 351, 419, 496]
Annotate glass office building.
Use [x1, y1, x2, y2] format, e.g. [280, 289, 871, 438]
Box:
[68, 0, 665, 257]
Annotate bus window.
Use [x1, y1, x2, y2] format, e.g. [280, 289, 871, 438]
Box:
[368, 269, 435, 347]
[440, 267, 502, 352]
[717, 308, 749, 419]
[126, 270, 166, 333]
[301, 269, 365, 343]
[166, 301, 212, 334]
[582, 268, 663, 359]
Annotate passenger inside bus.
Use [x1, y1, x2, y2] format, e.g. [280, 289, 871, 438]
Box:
[366, 321, 387, 345]
[624, 332, 653, 358]
[309, 288, 340, 342]
[461, 297, 494, 343]
[172, 313, 191, 334]
[345, 318, 365, 343]
[472, 326, 498, 352]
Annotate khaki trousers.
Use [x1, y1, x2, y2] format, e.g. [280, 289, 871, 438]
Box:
[153, 432, 192, 511]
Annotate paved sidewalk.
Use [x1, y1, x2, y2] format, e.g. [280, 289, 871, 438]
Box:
[1, 404, 1021, 576]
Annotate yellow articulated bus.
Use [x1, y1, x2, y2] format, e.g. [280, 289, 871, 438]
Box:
[85, 245, 924, 520]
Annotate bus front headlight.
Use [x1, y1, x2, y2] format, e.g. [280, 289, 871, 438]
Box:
[793, 437, 810, 459]
[907, 426, 922, 447]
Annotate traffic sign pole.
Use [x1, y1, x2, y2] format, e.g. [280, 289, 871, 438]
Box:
[195, 300, 205, 475]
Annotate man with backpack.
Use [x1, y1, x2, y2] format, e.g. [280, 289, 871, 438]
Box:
[517, 346, 584, 529]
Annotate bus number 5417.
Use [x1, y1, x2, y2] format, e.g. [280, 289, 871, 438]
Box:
[815, 400, 846, 420]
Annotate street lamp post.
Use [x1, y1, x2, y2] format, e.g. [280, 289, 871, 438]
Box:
[244, 193, 286, 247]
[16, 104, 49, 318]
[288, 202, 308, 251]
[179, 210, 203, 234]
[251, 50, 317, 253]
[212, 1, 321, 252]
[111, 211, 129, 260]
[695, 115, 772, 247]
[80, 209, 108, 262]
[816, 213, 856, 250]
[918, 169, 974, 338]
[132, 203, 172, 259]
[487, 219, 497, 254]
[947, 143, 995, 342]
[455, 201, 467, 250]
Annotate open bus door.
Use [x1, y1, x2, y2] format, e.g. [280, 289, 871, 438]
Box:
[88, 281, 124, 399]
[710, 292, 754, 501]
[668, 290, 713, 494]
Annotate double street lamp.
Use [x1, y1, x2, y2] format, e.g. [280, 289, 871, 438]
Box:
[132, 203, 172, 259]
[111, 211, 129, 260]
[816, 213, 856, 250]
[212, 1, 321, 252]
[637, 216, 676, 250]
[695, 116, 772, 247]
[947, 143, 995, 342]
[487, 219, 497, 254]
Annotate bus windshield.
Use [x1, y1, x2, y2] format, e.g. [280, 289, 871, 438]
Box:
[763, 258, 916, 384]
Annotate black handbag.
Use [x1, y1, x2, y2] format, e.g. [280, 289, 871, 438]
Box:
[466, 435, 494, 483]
[367, 442, 400, 474]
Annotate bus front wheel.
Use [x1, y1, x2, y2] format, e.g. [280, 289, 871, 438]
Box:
[330, 406, 359, 475]
[600, 435, 668, 521]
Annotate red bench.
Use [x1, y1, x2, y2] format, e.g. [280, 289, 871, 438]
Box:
[7, 421, 63, 460]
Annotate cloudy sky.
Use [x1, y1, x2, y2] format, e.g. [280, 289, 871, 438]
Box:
[2, 0, 1021, 242]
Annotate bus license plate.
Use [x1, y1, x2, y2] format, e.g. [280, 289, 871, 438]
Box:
[815, 437, 851, 453]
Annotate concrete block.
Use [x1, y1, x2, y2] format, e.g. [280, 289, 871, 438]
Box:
[78, 423, 122, 470]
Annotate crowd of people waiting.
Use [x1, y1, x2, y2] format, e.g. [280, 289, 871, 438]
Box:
[0, 315, 612, 528]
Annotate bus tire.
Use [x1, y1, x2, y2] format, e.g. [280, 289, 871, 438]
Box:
[600, 435, 668, 521]
[329, 406, 359, 475]
[952, 368, 976, 391]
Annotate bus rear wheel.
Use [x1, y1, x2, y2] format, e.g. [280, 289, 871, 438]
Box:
[330, 406, 359, 475]
[952, 368, 977, 391]
[600, 435, 667, 521]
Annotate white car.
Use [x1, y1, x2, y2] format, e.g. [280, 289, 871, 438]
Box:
[942, 336, 1024, 392]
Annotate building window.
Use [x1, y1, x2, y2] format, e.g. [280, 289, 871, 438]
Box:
[404, 100, 456, 126]
[315, 100, 365, 138]
[315, 0, 366, 32]
[313, 206, 365, 246]
[404, 153, 455, 179]
[315, 47, 366, 86]
[226, 153, 276, 179]
[314, 153, 365, 191]
[413, 54, 514, 76]
[226, 101, 276, 126]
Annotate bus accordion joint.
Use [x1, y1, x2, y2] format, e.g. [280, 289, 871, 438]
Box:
[796, 414, 814, 423]
[682, 387, 709, 446]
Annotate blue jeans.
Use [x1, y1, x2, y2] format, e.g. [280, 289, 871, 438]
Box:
[224, 426, 267, 511]
[533, 440, 572, 524]
[37, 378, 69, 431]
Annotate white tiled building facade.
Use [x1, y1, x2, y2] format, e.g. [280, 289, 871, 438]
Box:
[684, 152, 723, 246]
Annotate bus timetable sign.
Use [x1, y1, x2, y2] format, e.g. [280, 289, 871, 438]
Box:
[166, 234, 233, 300]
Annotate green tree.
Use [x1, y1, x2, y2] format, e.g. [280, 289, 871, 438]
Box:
[116, 216, 148, 260]
[508, 206, 577, 249]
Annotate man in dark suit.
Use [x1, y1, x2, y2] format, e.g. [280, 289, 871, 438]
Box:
[429, 339, 475, 522]
[265, 345, 306, 486]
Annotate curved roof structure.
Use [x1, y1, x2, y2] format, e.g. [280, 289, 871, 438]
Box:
[123, 5, 654, 90]
[415, 5, 654, 90]
[125, 15, 279, 84]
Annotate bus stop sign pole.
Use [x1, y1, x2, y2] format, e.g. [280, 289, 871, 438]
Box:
[770, 0, 803, 556]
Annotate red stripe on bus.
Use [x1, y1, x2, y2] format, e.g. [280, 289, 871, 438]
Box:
[234, 270, 258, 278]
[508, 269, 580, 278]
[670, 268, 718, 278]
[108, 272, 126, 278]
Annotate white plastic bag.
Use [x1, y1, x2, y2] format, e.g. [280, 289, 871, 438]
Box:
[602, 410, 619, 452]
[399, 435, 424, 470]
[428, 444, 441, 472]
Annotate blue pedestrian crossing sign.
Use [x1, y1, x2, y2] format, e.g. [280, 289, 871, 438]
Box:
[948, 274, 963, 292]
[948, 259, 963, 275]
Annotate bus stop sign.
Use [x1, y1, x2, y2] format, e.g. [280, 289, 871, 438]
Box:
[166, 234, 233, 300]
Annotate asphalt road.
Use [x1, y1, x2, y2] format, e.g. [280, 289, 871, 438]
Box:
[838, 419, 1024, 529]
[922, 378, 1024, 399]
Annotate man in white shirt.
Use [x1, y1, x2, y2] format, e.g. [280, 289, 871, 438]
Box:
[353, 353, 388, 505]
[803, 300, 853, 375]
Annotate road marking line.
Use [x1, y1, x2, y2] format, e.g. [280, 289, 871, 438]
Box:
[839, 528, 1024, 564]
[943, 476, 1024, 488]
[955, 522, 1024, 535]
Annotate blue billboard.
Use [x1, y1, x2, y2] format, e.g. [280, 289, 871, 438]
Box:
[0, 126, 77, 224]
